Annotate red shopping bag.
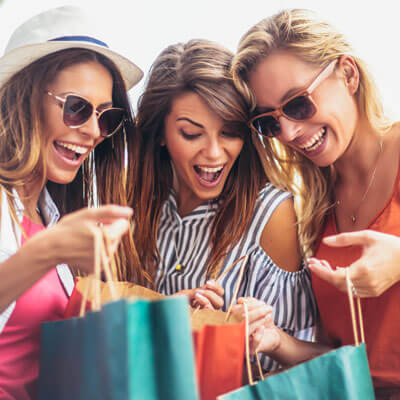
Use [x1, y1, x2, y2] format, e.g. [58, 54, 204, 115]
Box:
[192, 308, 245, 400]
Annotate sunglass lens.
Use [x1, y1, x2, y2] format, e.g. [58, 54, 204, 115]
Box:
[283, 95, 316, 120]
[99, 109, 125, 137]
[254, 115, 281, 137]
[63, 95, 93, 127]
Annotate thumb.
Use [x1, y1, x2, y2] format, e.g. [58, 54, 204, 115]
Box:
[323, 230, 373, 248]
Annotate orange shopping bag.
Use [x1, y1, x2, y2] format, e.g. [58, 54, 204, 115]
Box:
[191, 308, 245, 400]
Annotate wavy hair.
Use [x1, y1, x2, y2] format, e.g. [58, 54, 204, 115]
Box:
[132, 39, 269, 282]
[232, 9, 393, 254]
[0, 48, 141, 281]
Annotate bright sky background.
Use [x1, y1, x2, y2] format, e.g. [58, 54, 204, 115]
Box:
[1, 0, 400, 118]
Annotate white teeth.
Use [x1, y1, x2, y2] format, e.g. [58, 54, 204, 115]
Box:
[301, 128, 326, 151]
[197, 166, 223, 173]
[56, 141, 87, 154]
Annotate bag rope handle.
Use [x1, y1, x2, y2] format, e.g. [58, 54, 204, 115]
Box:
[242, 299, 265, 385]
[243, 300, 254, 386]
[345, 268, 365, 345]
[225, 255, 248, 321]
[78, 227, 119, 317]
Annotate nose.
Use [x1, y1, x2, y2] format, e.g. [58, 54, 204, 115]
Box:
[203, 135, 224, 160]
[277, 116, 302, 143]
[78, 112, 101, 140]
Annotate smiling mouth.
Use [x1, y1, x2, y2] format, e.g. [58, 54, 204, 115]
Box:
[300, 127, 327, 152]
[193, 165, 224, 183]
[54, 141, 88, 161]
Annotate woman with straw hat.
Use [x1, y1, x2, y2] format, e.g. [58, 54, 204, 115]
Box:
[0, 6, 143, 398]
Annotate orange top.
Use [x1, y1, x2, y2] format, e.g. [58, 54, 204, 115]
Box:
[313, 163, 400, 388]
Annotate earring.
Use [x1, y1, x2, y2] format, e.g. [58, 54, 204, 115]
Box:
[123, 124, 128, 188]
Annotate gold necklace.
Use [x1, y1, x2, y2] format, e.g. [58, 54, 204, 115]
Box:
[336, 138, 383, 224]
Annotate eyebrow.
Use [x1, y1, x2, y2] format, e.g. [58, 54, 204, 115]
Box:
[255, 85, 306, 114]
[58, 92, 113, 109]
[176, 117, 204, 128]
[97, 102, 113, 110]
[280, 85, 306, 103]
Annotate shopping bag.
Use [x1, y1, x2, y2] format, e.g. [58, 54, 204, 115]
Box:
[38, 230, 199, 400]
[192, 308, 245, 400]
[63, 277, 164, 318]
[218, 270, 375, 400]
[190, 255, 248, 400]
[63, 254, 249, 400]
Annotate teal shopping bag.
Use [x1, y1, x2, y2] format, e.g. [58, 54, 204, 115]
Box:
[218, 271, 375, 400]
[218, 343, 374, 400]
[38, 296, 199, 400]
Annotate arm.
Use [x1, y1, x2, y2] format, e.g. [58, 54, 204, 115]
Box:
[235, 297, 331, 367]
[254, 318, 331, 367]
[0, 205, 132, 313]
[260, 197, 301, 272]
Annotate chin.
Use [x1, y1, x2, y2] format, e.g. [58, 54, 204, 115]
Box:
[47, 172, 79, 185]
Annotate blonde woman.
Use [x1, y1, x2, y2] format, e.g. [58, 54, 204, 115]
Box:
[232, 9, 400, 395]
[0, 7, 143, 398]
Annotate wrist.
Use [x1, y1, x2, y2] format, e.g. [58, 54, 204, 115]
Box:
[25, 227, 61, 272]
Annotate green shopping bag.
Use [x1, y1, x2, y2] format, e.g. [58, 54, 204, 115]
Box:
[218, 271, 375, 400]
[39, 296, 199, 400]
[218, 343, 373, 400]
[39, 231, 198, 400]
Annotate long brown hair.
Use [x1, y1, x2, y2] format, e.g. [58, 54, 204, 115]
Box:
[232, 9, 393, 254]
[0, 48, 140, 281]
[132, 39, 269, 283]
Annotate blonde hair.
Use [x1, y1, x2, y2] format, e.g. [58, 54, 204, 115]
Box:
[232, 9, 393, 254]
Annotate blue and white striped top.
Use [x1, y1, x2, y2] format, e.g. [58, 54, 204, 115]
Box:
[155, 183, 317, 372]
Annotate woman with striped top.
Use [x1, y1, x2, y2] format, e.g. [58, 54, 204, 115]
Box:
[132, 39, 316, 372]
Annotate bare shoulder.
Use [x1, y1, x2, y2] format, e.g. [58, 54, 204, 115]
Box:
[260, 197, 301, 272]
[387, 122, 400, 149]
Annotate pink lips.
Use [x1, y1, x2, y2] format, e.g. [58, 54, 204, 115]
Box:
[193, 165, 225, 189]
[53, 142, 86, 167]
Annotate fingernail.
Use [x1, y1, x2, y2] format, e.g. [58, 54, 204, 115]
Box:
[195, 293, 207, 300]
[206, 280, 216, 287]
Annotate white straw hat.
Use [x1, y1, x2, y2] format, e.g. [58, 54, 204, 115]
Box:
[0, 6, 143, 90]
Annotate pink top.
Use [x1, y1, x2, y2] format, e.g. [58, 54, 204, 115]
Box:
[0, 217, 69, 400]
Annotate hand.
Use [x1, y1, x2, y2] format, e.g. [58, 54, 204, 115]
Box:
[176, 280, 224, 309]
[232, 297, 280, 354]
[45, 205, 133, 273]
[308, 230, 400, 297]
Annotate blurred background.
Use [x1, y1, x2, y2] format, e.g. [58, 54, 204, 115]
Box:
[1, 0, 399, 118]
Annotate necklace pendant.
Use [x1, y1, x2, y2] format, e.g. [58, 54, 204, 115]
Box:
[351, 215, 356, 223]
[175, 263, 184, 272]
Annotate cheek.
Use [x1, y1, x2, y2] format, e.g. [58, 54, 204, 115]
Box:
[94, 136, 106, 148]
[166, 137, 193, 168]
[229, 139, 244, 161]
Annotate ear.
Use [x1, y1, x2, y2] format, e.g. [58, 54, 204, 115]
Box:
[160, 132, 166, 146]
[337, 55, 359, 94]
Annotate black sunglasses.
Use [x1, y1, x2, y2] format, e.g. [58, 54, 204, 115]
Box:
[249, 60, 337, 138]
[47, 91, 125, 138]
